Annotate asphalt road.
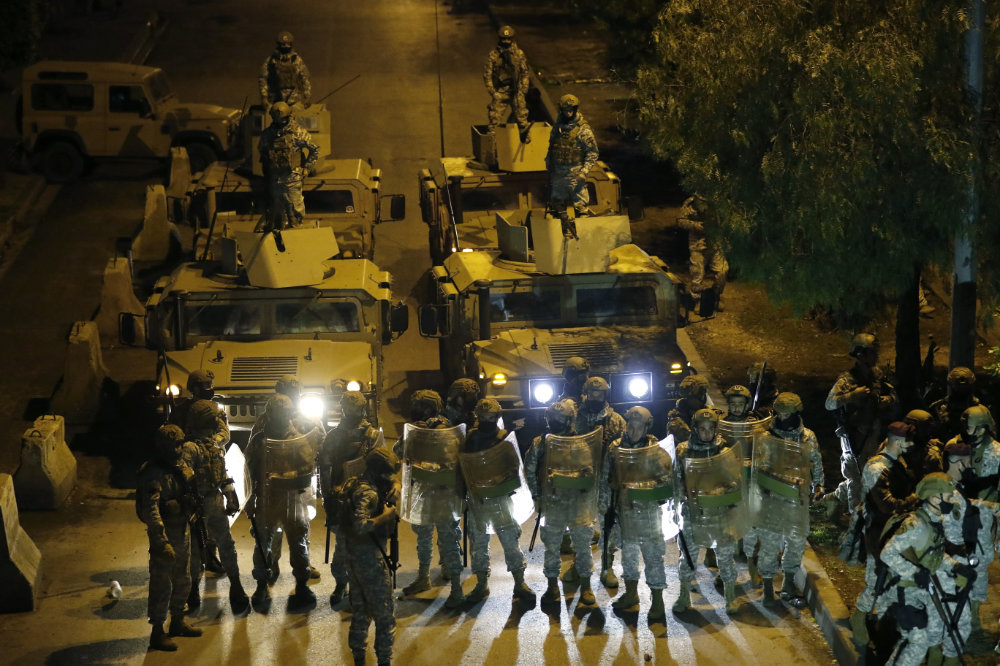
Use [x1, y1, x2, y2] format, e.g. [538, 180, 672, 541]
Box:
[0, 1, 835, 663]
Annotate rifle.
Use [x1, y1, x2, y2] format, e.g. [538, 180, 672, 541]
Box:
[462, 508, 468, 567]
[388, 510, 400, 589]
[312, 74, 362, 107]
[200, 95, 248, 261]
[602, 490, 617, 569]
[324, 526, 331, 564]
[676, 527, 695, 571]
[928, 572, 967, 665]
[751, 361, 766, 412]
[247, 497, 273, 574]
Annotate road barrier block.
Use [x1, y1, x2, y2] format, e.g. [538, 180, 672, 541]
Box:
[50, 321, 108, 425]
[132, 184, 171, 261]
[14, 415, 77, 510]
[95, 257, 145, 345]
[0, 474, 42, 613]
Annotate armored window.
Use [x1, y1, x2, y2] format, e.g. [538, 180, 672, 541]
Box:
[186, 303, 262, 336]
[109, 85, 151, 115]
[303, 189, 356, 214]
[577, 286, 657, 319]
[461, 185, 521, 212]
[490, 290, 561, 322]
[31, 83, 94, 111]
[275, 302, 360, 333]
[215, 191, 261, 215]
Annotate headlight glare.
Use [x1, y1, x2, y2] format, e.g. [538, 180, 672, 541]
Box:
[628, 376, 650, 399]
[299, 394, 325, 421]
[492, 373, 507, 386]
[168, 384, 181, 397]
[533, 382, 554, 405]
[346, 380, 362, 392]
[670, 362, 683, 374]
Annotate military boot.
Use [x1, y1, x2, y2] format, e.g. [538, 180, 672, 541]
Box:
[445, 575, 466, 608]
[511, 569, 534, 602]
[578, 579, 596, 606]
[560, 566, 580, 584]
[308, 565, 321, 580]
[252, 580, 271, 608]
[724, 580, 738, 614]
[403, 565, 431, 596]
[647, 588, 666, 623]
[186, 585, 201, 612]
[293, 579, 316, 604]
[747, 556, 762, 588]
[849, 609, 869, 646]
[149, 624, 178, 651]
[330, 578, 348, 606]
[600, 566, 619, 589]
[542, 577, 561, 603]
[229, 577, 250, 615]
[168, 615, 203, 638]
[612, 579, 639, 612]
[672, 581, 691, 613]
[560, 532, 574, 554]
[761, 578, 778, 607]
[780, 572, 805, 608]
[467, 574, 490, 603]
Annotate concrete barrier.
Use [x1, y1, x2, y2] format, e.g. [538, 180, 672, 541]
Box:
[50, 321, 109, 425]
[165, 147, 192, 224]
[14, 415, 77, 510]
[0, 474, 42, 613]
[95, 257, 146, 346]
[131, 184, 171, 262]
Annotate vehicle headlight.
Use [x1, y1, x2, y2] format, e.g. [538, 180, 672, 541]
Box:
[167, 384, 181, 397]
[346, 380, 362, 392]
[532, 381, 554, 405]
[299, 394, 325, 421]
[670, 362, 684, 374]
[492, 373, 507, 387]
[628, 376, 650, 399]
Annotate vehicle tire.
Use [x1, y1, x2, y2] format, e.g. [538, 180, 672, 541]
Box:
[36, 141, 84, 183]
[183, 142, 218, 175]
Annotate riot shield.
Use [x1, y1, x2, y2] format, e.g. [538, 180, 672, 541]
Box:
[541, 427, 603, 527]
[225, 443, 251, 527]
[459, 430, 534, 534]
[614, 440, 678, 540]
[750, 432, 811, 539]
[400, 423, 466, 525]
[718, 415, 773, 463]
[264, 433, 318, 491]
[681, 443, 749, 548]
[342, 428, 386, 480]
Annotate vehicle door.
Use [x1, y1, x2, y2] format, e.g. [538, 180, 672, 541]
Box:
[105, 83, 166, 157]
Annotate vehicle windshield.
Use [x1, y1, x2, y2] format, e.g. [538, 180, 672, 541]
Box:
[577, 286, 658, 318]
[459, 180, 548, 213]
[146, 70, 174, 103]
[490, 290, 561, 322]
[303, 189, 356, 214]
[276, 302, 359, 333]
[489, 282, 663, 328]
[182, 298, 361, 338]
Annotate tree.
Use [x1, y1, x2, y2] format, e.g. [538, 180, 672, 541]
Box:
[0, 0, 46, 71]
[567, 0, 663, 80]
[636, 1, 1000, 408]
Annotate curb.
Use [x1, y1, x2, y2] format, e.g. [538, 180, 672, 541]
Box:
[799, 543, 861, 666]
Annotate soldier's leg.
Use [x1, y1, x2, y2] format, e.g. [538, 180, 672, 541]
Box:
[466, 511, 491, 578]
[621, 538, 641, 583]
[203, 495, 240, 578]
[331, 526, 349, 584]
[780, 531, 807, 583]
[251, 520, 276, 583]
[539, 518, 565, 580]
[188, 526, 204, 602]
[347, 565, 373, 663]
[496, 522, 526, 575]
[370, 556, 397, 664]
[855, 554, 879, 613]
[715, 542, 737, 584]
[549, 168, 573, 210]
[941, 597, 970, 658]
[487, 93, 507, 128]
[435, 516, 464, 578]
[148, 554, 172, 626]
[571, 177, 590, 214]
[756, 529, 781, 580]
[640, 536, 668, 590]
[569, 525, 593, 577]
[288, 180, 305, 226]
[168, 524, 192, 618]
[688, 248, 707, 294]
[285, 510, 311, 585]
[413, 522, 435, 572]
[512, 90, 529, 129]
[708, 250, 728, 297]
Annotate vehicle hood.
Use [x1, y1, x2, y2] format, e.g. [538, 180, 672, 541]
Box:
[162, 100, 241, 124]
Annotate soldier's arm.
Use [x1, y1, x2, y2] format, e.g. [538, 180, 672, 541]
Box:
[515, 49, 531, 93]
[482, 53, 496, 93]
[258, 60, 270, 101]
[868, 469, 918, 516]
[299, 60, 312, 103]
[352, 485, 393, 534]
[298, 130, 320, 173]
[210, 411, 231, 449]
[579, 126, 599, 176]
[880, 518, 922, 580]
[824, 377, 849, 411]
[141, 478, 169, 548]
[806, 430, 825, 489]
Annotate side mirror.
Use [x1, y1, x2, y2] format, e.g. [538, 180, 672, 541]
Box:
[418, 303, 451, 338]
[119, 312, 138, 346]
[380, 194, 406, 222]
[625, 195, 644, 221]
[389, 301, 409, 335]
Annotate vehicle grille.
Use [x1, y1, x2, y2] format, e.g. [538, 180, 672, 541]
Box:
[230, 356, 298, 382]
[548, 342, 618, 369]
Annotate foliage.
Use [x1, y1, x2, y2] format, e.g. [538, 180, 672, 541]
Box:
[0, 0, 46, 71]
[566, 0, 664, 80]
[636, 0, 1000, 320]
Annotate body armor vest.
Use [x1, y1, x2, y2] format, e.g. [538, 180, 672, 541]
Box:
[549, 123, 585, 167]
[492, 51, 516, 89]
[269, 55, 300, 92]
[265, 129, 300, 173]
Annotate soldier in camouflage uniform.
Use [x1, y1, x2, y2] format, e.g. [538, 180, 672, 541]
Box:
[181, 400, 249, 615]
[849, 422, 919, 646]
[557, 356, 590, 406]
[724, 384, 768, 585]
[929, 367, 981, 442]
[747, 362, 779, 412]
[879, 473, 976, 666]
[825, 333, 898, 462]
[755, 392, 824, 608]
[342, 447, 399, 666]
[546, 94, 599, 217]
[319, 391, 382, 606]
[483, 25, 530, 131]
[903, 409, 946, 479]
[258, 101, 319, 231]
[676, 195, 729, 310]
[441, 378, 481, 430]
[258, 30, 312, 107]
[667, 374, 712, 443]
[394, 390, 465, 607]
[576, 376, 626, 556]
[525, 398, 597, 606]
[947, 405, 1000, 502]
[461, 399, 534, 603]
[138, 425, 203, 651]
[600, 406, 669, 621]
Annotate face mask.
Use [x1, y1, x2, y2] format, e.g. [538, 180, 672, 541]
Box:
[938, 500, 955, 516]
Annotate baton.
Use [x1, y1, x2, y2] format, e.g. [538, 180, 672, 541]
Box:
[324, 526, 331, 564]
[751, 361, 765, 412]
[676, 528, 696, 571]
[528, 511, 542, 552]
[462, 508, 468, 568]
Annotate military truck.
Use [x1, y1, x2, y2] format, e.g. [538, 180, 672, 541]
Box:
[121, 226, 408, 431]
[18, 61, 242, 182]
[418, 208, 689, 435]
[418, 123, 641, 264]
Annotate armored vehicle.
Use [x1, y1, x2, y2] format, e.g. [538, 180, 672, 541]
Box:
[122, 226, 408, 431]
[418, 208, 688, 435]
[18, 61, 242, 182]
[418, 123, 641, 264]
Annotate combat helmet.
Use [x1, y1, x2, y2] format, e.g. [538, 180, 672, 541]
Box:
[275, 374, 301, 398]
[679, 374, 708, 398]
[559, 94, 579, 112]
[961, 404, 995, 434]
[904, 409, 934, 425]
[915, 472, 955, 500]
[410, 389, 443, 417]
[773, 392, 804, 414]
[546, 398, 577, 423]
[474, 398, 502, 422]
[340, 390, 367, 418]
[583, 376, 610, 395]
[692, 408, 720, 425]
[849, 333, 878, 358]
[276, 30, 294, 49]
[625, 405, 653, 426]
[498, 25, 516, 42]
[725, 385, 752, 401]
[270, 101, 292, 122]
[155, 424, 185, 457]
[562, 356, 590, 379]
[947, 366, 976, 391]
[364, 446, 399, 479]
[187, 369, 215, 393]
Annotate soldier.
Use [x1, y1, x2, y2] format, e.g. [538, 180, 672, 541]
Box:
[825, 333, 898, 462]
[673, 408, 742, 613]
[576, 376, 627, 556]
[546, 94, 599, 219]
[341, 446, 400, 666]
[558, 356, 590, 406]
[903, 408, 946, 479]
[137, 425, 203, 651]
[525, 399, 600, 606]
[849, 421, 920, 646]
[319, 391, 383, 606]
[258, 30, 312, 107]
[258, 101, 319, 231]
[667, 374, 711, 443]
[601, 406, 670, 621]
[879, 473, 976, 666]
[181, 400, 249, 615]
[747, 362, 779, 412]
[676, 195, 729, 311]
[246, 394, 320, 608]
[483, 25, 530, 131]
[930, 367, 981, 441]
[947, 405, 1000, 501]
[395, 390, 465, 607]
[460, 399, 534, 603]
[441, 378, 481, 429]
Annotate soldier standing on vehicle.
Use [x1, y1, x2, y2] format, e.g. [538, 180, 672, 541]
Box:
[525, 399, 600, 606]
[667, 374, 712, 443]
[319, 391, 383, 606]
[441, 378, 481, 429]
[676, 195, 729, 312]
[601, 406, 671, 621]
[340, 446, 400, 666]
[849, 422, 920, 646]
[395, 390, 466, 607]
[181, 400, 250, 616]
[946, 405, 1000, 502]
[258, 101, 319, 231]
[138, 425, 203, 651]
[483, 25, 530, 132]
[258, 30, 312, 107]
[546, 94, 599, 218]
[930, 367, 982, 441]
[460, 399, 534, 603]
[754, 392, 824, 609]
[825, 333, 898, 462]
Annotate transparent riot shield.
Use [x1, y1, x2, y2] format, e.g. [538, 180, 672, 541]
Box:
[459, 430, 534, 534]
[342, 428, 386, 480]
[614, 440, 678, 540]
[225, 443, 251, 527]
[541, 427, 603, 527]
[400, 423, 466, 526]
[681, 443, 749, 548]
[750, 432, 811, 539]
[264, 433, 318, 491]
[718, 415, 773, 464]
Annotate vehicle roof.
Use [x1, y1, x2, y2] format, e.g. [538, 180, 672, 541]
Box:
[24, 60, 159, 83]
[200, 158, 378, 191]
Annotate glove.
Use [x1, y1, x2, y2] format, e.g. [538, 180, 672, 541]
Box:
[224, 489, 239, 516]
[387, 485, 401, 507]
[913, 567, 931, 589]
[953, 562, 977, 584]
[154, 542, 176, 564]
[811, 486, 825, 503]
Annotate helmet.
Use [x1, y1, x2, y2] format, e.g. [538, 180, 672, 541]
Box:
[692, 408, 720, 425]
[849, 333, 878, 357]
[446, 378, 481, 403]
[944, 439, 972, 457]
[625, 406, 653, 425]
[269, 101, 292, 122]
[156, 424, 185, 449]
[886, 421, 915, 439]
[187, 400, 218, 434]
[559, 94, 579, 112]
[773, 392, 804, 414]
[947, 366, 976, 388]
[725, 385, 752, 401]
[266, 394, 295, 420]
[187, 369, 214, 392]
[474, 398, 502, 420]
[498, 25, 515, 40]
[410, 389, 443, 417]
[341, 391, 367, 413]
[915, 472, 955, 500]
[679, 374, 708, 397]
[364, 446, 398, 478]
[562, 357, 590, 379]
[275, 374, 301, 398]
[961, 405, 995, 432]
[583, 376, 610, 393]
[546, 399, 577, 421]
[276, 30, 294, 48]
[904, 409, 934, 425]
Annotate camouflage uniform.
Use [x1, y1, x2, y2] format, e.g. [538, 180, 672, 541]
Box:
[258, 114, 319, 230]
[258, 49, 312, 106]
[483, 39, 530, 128]
[546, 103, 599, 215]
[666, 375, 713, 443]
[929, 367, 981, 441]
[825, 355, 898, 463]
[575, 401, 626, 453]
[676, 196, 728, 298]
